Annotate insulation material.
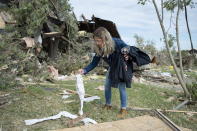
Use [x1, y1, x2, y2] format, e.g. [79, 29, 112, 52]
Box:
[47, 66, 58, 79]
[62, 95, 70, 99]
[25, 111, 77, 125]
[0, 15, 5, 29]
[84, 96, 100, 102]
[62, 90, 72, 95]
[22, 37, 36, 48]
[75, 74, 85, 116]
[24, 111, 97, 125]
[82, 118, 97, 125]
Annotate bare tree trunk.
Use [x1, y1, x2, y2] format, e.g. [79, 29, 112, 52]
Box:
[183, 0, 194, 69]
[183, 0, 194, 54]
[167, 11, 173, 33]
[175, 0, 184, 81]
[152, 0, 190, 98]
[161, 0, 164, 22]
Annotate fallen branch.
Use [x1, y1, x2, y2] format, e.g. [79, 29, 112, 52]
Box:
[66, 114, 87, 128]
[0, 101, 11, 108]
[62, 89, 92, 97]
[5, 21, 17, 24]
[173, 99, 189, 110]
[61, 36, 73, 44]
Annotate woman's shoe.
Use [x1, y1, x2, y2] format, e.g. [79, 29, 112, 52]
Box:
[102, 104, 112, 110]
[117, 108, 127, 118]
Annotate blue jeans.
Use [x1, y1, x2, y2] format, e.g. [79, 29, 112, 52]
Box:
[104, 71, 127, 108]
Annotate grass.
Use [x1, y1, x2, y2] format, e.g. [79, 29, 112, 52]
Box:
[0, 75, 196, 130]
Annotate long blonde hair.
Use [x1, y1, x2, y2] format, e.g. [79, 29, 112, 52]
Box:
[93, 27, 115, 57]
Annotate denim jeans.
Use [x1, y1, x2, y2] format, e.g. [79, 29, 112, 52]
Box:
[104, 70, 127, 108]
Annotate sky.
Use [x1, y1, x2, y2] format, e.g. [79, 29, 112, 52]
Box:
[69, 0, 197, 50]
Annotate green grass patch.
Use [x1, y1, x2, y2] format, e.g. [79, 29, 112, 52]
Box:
[0, 77, 196, 130]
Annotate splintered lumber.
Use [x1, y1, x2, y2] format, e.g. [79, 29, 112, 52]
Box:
[43, 32, 63, 38]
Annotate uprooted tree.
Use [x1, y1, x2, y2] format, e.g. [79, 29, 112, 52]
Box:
[0, 0, 92, 89]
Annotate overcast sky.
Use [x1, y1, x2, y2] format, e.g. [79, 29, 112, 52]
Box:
[70, 0, 197, 50]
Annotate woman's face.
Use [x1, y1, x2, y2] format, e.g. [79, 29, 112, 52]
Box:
[94, 37, 104, 48]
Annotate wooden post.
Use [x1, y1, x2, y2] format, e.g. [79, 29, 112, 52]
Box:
[49, 37, 59, 59]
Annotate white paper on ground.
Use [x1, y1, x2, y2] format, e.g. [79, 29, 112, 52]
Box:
[25, 111, 77, 125]
[82, 118, 97, 125]
[62, 95, 70, 99]
[76, 74, 85, 115]
[63, 90, 72, 95]
[24, 111, 97, 126]
[84, 96, 100, 102]
[57, 75, 68, 80]
[160, 72, 171, 77]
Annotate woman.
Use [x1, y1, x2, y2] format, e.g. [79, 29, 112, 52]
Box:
[79, 27, 150, 118]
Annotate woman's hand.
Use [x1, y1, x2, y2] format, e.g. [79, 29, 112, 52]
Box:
[78, 69, 85, 74]
[124, 54, 129, 61]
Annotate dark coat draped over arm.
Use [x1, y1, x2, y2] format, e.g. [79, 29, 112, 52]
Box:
[108, 45, 151, 88]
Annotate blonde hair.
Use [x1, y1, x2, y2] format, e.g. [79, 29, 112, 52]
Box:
[93, 27, 115, 57]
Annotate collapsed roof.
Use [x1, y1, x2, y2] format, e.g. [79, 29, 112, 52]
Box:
[78, 15, 121, 39]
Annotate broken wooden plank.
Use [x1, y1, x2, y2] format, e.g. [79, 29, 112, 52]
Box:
[162, 109, 197, 114]
[127, 106, 197, 114]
